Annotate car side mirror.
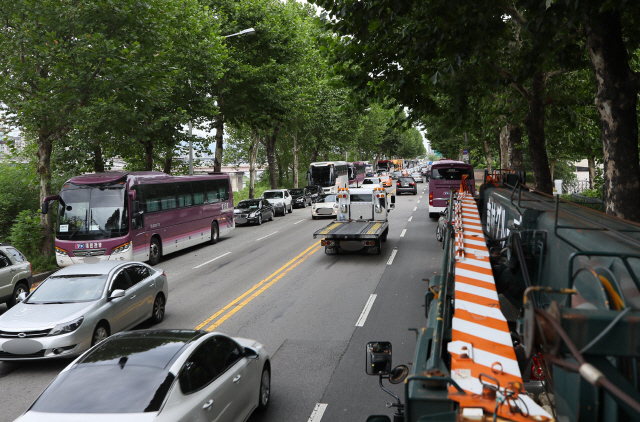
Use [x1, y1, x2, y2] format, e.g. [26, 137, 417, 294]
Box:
[366, 341, 392, 376]
[244, 347, 259, 359]
[109, 289, 126, 300]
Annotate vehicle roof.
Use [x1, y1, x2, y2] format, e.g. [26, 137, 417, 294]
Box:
[75, 329, 206, 369]
[67, 171, 229, 186]
[50, 261, 136, 276]
[431, 160, 472, 169]
[262, 189, 287, 192]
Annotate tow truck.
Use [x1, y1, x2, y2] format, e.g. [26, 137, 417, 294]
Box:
[313, 186, 394, 255]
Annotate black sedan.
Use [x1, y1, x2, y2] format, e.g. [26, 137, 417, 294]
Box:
[234, 199, 274, 225]
[396, 177, 418, 195]
[289, 188, 313, 208]
[304, 185, 323, 202]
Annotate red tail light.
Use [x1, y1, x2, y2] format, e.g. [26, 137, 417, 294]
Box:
[410, 182, 415, 186]
[29, 262, 33, 274]
[429, 192, 433, 205]
[397, 182, 400, 186]
[162, 271, 167, 278]
[530, 354, 546, 381]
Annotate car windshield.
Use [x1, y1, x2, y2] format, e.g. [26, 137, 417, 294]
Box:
[57, 183, 128, 241]
[237, 201, 260, 209]
[28, 275, 108, 303]
[289, 189, 304, 195]
[316, 194, 336, 203]
[262, 191, 283, 199]
[31, 365, 175, 413]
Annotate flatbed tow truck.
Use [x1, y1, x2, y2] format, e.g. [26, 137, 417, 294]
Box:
[313, 186, 394, 255]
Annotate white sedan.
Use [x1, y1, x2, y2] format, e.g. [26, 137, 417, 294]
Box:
[14, 330, 271, 422]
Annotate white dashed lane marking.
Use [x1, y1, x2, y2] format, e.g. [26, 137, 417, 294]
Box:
[193, 252, 232, 269]
[400, 229, 407, 237]
[356, 294, 377, 327]
[308, 403, 328, 422]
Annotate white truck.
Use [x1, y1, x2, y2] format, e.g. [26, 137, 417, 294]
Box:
[313, 186, 394, 255]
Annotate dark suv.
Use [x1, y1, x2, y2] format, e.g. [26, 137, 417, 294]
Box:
[289, 188, 313, 208]
[0, 243, 34, 308]
[396, 177, 417, 195]
[304, 185, 323, 202]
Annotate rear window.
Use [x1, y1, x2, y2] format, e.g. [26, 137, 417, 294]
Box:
[431, 167, 474, 181]
[263, 191, 283, 199]
[399, 178, 414, 183]
[350, 194, 373, 202]
[31, 366, 175, 413]
[6, 248, 25, 262]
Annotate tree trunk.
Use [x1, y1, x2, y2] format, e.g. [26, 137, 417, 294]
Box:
[508, 124, 524, 172]
[483, 140, 492, 173]
[139, 140, 153, 171]
[310, 148, 318, 163]
[587, 156, 596, 189]
[499, 125, 509, 169]
[93, 139, 105, 173]
[213, 97, 225, 173]
[163, 149, 173, 174]
[264, 122, 282, 189]
[586, 11, 640, 222]
[293, 134, 299, 188]
[523, 71, 553, 194]
[37, 132, 54, 257]
[249, 131, 259, 199]
[276, 151, 283, 186]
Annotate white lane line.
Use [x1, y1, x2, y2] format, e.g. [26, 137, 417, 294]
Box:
[420, 196, 423, 199]
[400, 229, 407, 237]
[408, 216, 413, 222]
[387, 248, 398, 265]
[356, 294, 377, 327]
[294, 219, 305, 225]
[308, 403, 328, 422]
[255, 231, 278, 241]
[413, 207, 417, 211]
[417, 200, 420, 203]
[193, 252, 231, 269]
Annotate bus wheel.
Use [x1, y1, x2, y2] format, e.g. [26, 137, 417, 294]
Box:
[209, 222, 219, 245]
[149, 237, 162, 266]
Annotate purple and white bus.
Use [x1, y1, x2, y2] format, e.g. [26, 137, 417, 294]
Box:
[348, 161, 367, 186]
[42, 171, 234, 267]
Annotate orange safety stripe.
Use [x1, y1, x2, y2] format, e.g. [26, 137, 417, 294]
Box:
[454, 291, 501, 308]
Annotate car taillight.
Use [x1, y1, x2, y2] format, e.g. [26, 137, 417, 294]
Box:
[397, 182, 400, 186]
[531, 354, 546, 381]
[429, 192, 433, 205]
[29, 262, 33, 273]
[410, 182, 415, 186]
[162, 271, 167, 278]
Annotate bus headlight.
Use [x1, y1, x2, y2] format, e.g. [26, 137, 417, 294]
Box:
[55, 246, 69, 257]
[112, 242, 131, 254]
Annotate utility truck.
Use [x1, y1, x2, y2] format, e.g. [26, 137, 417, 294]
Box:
[313, 186, 394, 255]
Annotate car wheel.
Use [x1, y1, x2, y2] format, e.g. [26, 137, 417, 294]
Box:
[149, 237, 162, 266]
[7, 282, 28, 309]
[429, 213, 438, 219]
[91, 323, 110, 346]
[258, 364, 271, 411]
[209, 222, 219, 245]
[312, 215, 317, 220]
[288, 204, 292, 213]
[269, 211, 274, 221]
[257, 214, 262, 225]
[150, 294, 166, 324]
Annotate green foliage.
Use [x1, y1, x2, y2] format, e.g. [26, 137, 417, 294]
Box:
[233, 181, 272, 206]
[0, 163, 39, 241]
[9, 210, 42, 259]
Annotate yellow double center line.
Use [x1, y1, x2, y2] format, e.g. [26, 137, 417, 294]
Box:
[195, 241, 322, 332]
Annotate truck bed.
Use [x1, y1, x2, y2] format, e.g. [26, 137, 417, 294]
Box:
[313, 220, 388, 239]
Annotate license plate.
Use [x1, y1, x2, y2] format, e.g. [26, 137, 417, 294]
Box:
[403, 184, 408, 187]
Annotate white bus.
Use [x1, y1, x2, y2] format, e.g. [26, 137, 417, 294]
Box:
[307, 161, 349, 194]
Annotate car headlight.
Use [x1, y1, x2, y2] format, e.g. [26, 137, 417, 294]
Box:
[55, 246, 69, 257]
[48, 316, 84, 336]
[250, 211, 258, 217]
[112, 241, 131, 254]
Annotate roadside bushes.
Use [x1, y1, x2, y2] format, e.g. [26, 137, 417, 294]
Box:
[8, 210, 57, 272]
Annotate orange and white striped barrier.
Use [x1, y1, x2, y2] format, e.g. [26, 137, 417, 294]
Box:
[448, 194, 553, 421]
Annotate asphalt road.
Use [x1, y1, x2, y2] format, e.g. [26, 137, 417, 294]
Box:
[0, 181, 443, 422]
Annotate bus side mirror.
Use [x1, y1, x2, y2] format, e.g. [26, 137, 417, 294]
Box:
[366, 341, 392, 376]
[128, 190, 136, 200]
[41, 202, 49, 214]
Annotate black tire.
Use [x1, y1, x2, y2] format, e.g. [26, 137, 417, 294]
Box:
[150, 293, 165, 324]
[429, 213, 438, 219]
[209, 222, 219, 245]
[257, 214, 262, 225]
[269, 211, 274, 221]
[91, 322, 110, 347]
[148, 237, 162, 266]
[257, 364, 271, 412]
[287, 204, 292, 213]
[7, 282, 28, 309]
[312, 215, 317, 220]
[413, 190, 417, 195]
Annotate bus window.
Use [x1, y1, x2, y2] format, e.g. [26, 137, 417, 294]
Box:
[141, 185, 160, 213]
[176, 182, 193, 207]
[216, 179, 229, 201]
[192, 181, 206, 205]
[206, 179, 219, 203]
[157, 183, 177, 210]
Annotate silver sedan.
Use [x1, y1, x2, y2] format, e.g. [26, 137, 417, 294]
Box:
[14, 330, 270, 422]
[0, 261, 168, 360]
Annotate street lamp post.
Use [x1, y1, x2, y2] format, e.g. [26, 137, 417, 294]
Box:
[188, 28, 255, 175]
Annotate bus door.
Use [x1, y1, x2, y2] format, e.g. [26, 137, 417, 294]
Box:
[130, 187, 150, 262]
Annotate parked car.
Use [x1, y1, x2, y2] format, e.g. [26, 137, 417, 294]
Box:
[262, 189, 292, 215]
[234, 199, 275, 225]
[13, 329, 271, 422]
[289, 188, 313, 208]
[311, 194, 338, 219]
[397, 177, 418, 195]
[305, 185, 324, 202]
[0, 243, 33, 309]
[411, 172, 423, 182]
[0, 261, 168, 360]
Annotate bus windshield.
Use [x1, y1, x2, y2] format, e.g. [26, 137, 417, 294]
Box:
[431, 167, 474, 181]
[310, 166, 333, 186]
[57, 184, 128, 241]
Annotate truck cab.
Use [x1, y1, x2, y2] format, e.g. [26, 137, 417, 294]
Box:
[337, 186, 392, 222]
